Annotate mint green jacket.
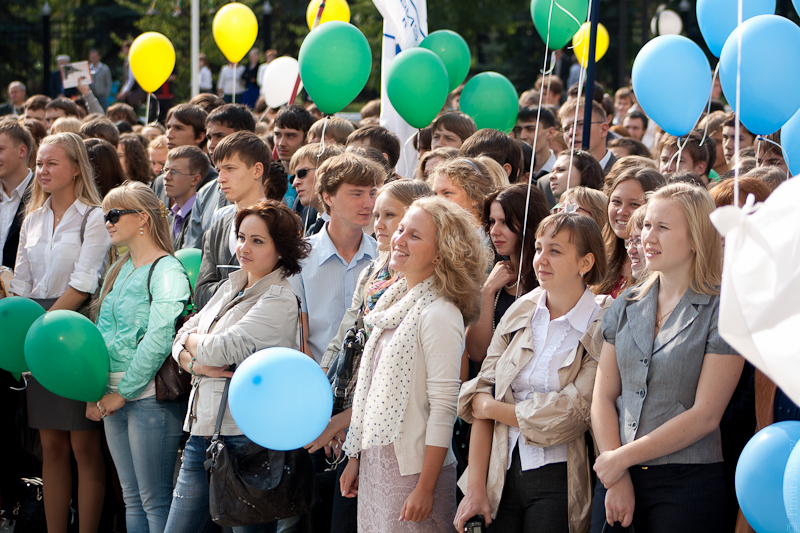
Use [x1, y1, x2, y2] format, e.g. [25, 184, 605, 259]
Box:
[95, 255, 191, 399]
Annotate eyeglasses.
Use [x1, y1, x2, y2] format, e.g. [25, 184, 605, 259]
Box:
[295, 168, 316, 179]
[625, 237, 642, 248]
[104, 209, 140, 225]
[562, 121, 605, 133]
[164, 168, 197, 178]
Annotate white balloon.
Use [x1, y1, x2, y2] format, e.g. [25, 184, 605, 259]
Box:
[651, 8, 684, 36]
[259, 56, 303, 109]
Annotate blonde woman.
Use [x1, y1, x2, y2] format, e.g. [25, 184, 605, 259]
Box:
[560, 186, 609, 234]
[86, 181, 191, 533]
[625, 205, 648, 283]
[429, 157, 494, 224]
[475, 156, 510, 189]
[591, 183, 743, 533]
[10, 131, 111, 533]
[340, 196, 488, 532]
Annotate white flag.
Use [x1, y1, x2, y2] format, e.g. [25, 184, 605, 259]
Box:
[372, 0, 428, 177]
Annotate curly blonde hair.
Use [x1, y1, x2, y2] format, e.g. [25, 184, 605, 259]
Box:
[411, 196, 488, 325]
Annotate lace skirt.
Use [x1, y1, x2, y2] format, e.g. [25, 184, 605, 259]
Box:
[357, 442, 457, 533]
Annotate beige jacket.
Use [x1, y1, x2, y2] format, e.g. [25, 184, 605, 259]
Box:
[172, 268, 300, 436]
[458, 288, 611, 533]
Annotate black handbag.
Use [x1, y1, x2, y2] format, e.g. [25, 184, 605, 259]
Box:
[601, 521, 636, 532]
[203, 373, 318, 527]
[327, 306, 367, 415]
[10, 477, 46, 533]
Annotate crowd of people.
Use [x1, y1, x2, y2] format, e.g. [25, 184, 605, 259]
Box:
[0, 57, 793, 533]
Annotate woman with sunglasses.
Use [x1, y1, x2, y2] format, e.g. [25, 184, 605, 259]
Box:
[10, 132, 111, 533]
[86, 181, 191, 533]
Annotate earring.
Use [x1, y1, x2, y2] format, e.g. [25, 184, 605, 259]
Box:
[580, 271, 585, 277]
[140, 227, 144, 236]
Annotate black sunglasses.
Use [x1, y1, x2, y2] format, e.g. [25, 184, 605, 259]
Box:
[295, 168, 316, 179]
[104, 209, 140, 225]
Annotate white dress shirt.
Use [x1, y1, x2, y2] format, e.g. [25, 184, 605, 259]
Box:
[0, 170, 32, 252]
[507, 287, 601, 471]
[10, 198, 111, 298]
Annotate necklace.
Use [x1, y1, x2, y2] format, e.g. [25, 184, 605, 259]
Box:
[492, 288, 520, 330]
[655, 304, 677, 331]
[504, 279, 518, 290]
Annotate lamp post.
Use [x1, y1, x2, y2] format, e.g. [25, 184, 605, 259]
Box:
[42, 1, 51, 96]
[262, 0, 273, 51]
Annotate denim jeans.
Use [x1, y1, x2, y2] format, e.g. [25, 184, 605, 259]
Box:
[164, 435, 278, 533]
[103, 396, 184, 533]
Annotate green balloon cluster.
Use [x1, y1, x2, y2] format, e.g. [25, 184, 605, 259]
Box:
[387, 48, 449, 129]
[25, 310, 109, 402]
[530, 0, 589, 50]
[175, 248, 202, 290]
[420, 30, 471, 92]
[0, 297, 45, 373]
[299, 21, 372, 115]
[460, 72, 519, 133]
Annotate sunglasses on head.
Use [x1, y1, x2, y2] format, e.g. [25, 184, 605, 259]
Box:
[104, 209, 140, 225]
[295, 168, 315, 179]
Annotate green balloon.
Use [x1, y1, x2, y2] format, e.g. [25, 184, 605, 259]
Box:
[0, 297, 45, 373]
[530, 0, 589, 50]
[299, 21, 372, 115]
[25, 310, 109, 402]
[175, 248, 202, 290]
[460, 72, 519, 133]
[420, 30, 472, 92]
[387, 48, 449, 129]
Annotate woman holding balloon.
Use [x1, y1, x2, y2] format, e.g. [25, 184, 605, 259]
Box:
[340, 197, 487, 532]
[9, 132, 111, 533]
[86, 181, 191, 533]
[164, 199, 311, 533]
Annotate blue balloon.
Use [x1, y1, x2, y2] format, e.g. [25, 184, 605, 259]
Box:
[736, 421, 800, 533]
[720, 15, 800, 136]
[696, 0, 775, 57]
[229, 347, 333, 451]
[785, 436, 800, 525]
[781, 107, 800, 177]
[632, 35, 712, 137]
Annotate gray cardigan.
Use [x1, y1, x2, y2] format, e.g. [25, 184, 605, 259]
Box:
[194, 211, 239, 310]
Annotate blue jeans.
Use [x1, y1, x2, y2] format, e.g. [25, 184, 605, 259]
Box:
[103, 396, 184, 533]
[164, 435, 278, 533]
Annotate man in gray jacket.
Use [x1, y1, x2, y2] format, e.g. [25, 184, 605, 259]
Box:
[88, 49, 112, 110]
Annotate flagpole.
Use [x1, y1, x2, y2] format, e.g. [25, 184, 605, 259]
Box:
[581, 0, 600, 150]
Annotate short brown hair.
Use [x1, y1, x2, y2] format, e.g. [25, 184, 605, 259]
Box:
[107, 103, 138, 125]
[536, 212, 607, 286]
[534, 74, 564, 96]
[0, 119, 35, 160]
[346, 126, 401, 169]
[458, 129, 523, 182]
[80, 117, 120, 147]
[289, 142, 345, 174]
[657, 130, 711, 175]
[432, 113, 477, 144]
[360, 99, 381, 119]
[234, 200, 311, 277]
[213, 131, 271, 174]
[307, 117, 355, 145]
[709, 176, 771, 207]
[24, 94, 50, 112]
[167, 145, 210, 179]
[432, 157, 495, 207]
[166, 104, 208, 144]
[558, 99, 607, 123]
[188, 93, 225, 114]
[608, 137, 652, 158]
[415, 146, 459, 180]
[46, 98, 82, 118]
[315, 153, 386, 214]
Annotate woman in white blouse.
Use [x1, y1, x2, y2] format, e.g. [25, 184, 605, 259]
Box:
[10, 131, 111, 533]
[455, 213, 610, 533]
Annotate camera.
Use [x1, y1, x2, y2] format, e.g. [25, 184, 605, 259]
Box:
[464, 515, 486, 533]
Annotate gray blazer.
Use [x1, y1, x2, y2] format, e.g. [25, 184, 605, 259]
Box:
[194, 211, 239, 310]
[601, 280, 737, 465]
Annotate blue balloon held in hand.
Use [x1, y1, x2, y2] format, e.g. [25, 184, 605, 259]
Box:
[696, 0, 775, 57]
[229, 347, 333, 451]
[632, 35, 712, 137]
[736, 421, 800, 533]
[720, 15, 800, 135]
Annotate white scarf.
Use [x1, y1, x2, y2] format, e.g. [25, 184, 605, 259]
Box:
[343, 276, 440, 455]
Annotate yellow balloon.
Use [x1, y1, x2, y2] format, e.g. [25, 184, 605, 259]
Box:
[129, 32, 176, 94]
[213, 3, 259, 63]
[306, 0, 351, 30]
[572, 22, 609, 69]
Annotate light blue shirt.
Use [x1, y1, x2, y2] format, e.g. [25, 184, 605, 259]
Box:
[289, 222, 377, 364]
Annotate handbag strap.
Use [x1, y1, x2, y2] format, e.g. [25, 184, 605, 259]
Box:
[601, 521, 635, 533]
[146, 256, 167, 303]
[211, 374, 233, 442]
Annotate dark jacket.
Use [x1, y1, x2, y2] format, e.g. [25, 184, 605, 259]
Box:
[2, 177, 33, 269]
[194, 211, 239, 310]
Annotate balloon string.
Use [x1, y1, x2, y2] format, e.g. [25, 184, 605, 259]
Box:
[231, 66, 236, 105]
[699, 62, 721, 147]
[755, 135, 789, 169]
[517, 0, 556, 298]
[554, 0, 583, 30]
[667, 135, 688, 172]
[733, 0, 743, 208]
[145, 93, 151, 127]
[289, 0, 326, 105]
[318, 115, 329, 156]
[401, 130, 417, 177]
